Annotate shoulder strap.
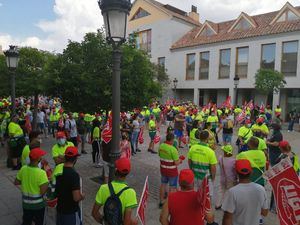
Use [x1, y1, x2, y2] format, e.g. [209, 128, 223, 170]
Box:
[116, 186, 131, 197]
[242, 129, 251, 140]
[108, 182, 116, 196]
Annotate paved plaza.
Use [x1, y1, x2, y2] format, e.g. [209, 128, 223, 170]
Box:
[0, 125, 299, 225]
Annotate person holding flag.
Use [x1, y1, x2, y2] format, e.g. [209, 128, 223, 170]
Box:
[160, 169, 218, 225]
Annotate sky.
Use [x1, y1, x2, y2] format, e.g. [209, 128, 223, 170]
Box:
[0, 0, 299, 52]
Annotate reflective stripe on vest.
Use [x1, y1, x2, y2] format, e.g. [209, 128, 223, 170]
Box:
[22, 193, 43, 204]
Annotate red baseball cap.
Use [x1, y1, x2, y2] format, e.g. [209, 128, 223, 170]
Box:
[115, 158, 131, 174]
[29, 148, 47, 160]
[236, 159, 252, 175]
[65, 146, 79, 157]
[279, 140, 289, 149]
[179, 169, 194, 185]
[245, 119, 251, 124]
[256, 117, 264, 123]
[56, 131, 66, 139]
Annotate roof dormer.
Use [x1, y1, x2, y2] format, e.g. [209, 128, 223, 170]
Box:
[228, 12, 257, 32]
[195, 20, 218, 38]
[130, 7, 151, 21]
[270, 2, 300, 24]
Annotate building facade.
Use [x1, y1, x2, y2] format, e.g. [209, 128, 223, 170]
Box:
[128, 1, 300, 120]
[128, 0, 200, 69]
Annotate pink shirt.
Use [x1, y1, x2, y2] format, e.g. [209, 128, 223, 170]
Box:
[219, 156, 237, 184]
[120, 140, 131, 159]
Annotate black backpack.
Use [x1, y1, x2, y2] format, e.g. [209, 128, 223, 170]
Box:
[103, 182, 131, 225]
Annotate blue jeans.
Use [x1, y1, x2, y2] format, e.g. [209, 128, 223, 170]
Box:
[131, 131, 139, 153]
[161, 175, 178, 187]
[288, 120, 295, 131]
[56, 210, 82, 225]
[222, 133, 232, 144]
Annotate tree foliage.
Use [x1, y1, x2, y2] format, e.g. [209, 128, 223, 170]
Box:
[45, 31, 168, 112]
[0, 31, 168, 112]
[255, 69, 286, 95]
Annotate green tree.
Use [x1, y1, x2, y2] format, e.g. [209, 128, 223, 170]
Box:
[16, 47, 56, 130]
[46, 31, 168, 112]
[255, 69, 286, 95]
[0, 55, 10, 96]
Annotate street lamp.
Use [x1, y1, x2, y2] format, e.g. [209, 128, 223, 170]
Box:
[173, 78, 178, 97]
[98, 0, 131, 181]
[4, 46, 19, 116]
[233, 76, 240, 106]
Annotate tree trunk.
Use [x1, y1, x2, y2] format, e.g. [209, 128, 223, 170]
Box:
[32, 92, 39, 132]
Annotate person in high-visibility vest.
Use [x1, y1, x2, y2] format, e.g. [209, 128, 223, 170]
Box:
[15, 148, 49, 225]
[236, 137, 266, 187]
[158, 133, 184, 208]
[189, 120, 201, 147]
[148, 115, 157, 154]
[8, 115, 27, 170]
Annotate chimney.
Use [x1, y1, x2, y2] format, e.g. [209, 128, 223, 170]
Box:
[188, 5, 199, 22]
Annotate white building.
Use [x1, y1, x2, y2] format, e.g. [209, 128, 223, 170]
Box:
[129, 1, 300, 120]
[128, 0, 200, 66]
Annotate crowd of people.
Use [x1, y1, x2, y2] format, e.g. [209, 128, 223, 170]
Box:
[0, 96, 299, 225]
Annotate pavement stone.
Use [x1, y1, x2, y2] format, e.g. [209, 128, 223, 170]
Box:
[0, 125, 298, 225]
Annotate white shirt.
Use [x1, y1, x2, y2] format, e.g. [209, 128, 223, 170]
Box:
[65, 119, 77, 138]
[222, 182, 268, 225]
[37, 111, 45, 123]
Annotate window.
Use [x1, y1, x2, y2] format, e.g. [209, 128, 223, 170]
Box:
[282, 41, 298, 76]
[261, 43, 276, 70]
[219, 49, 231, 78]
[236, 47, 249, 78]
[158, 57, 165, 70]
[234, 18, 252, 30]
[135, 30, 152, 53]
[199, 27, 214, 37]
[277, 10, 299, 22]
[199, 51, 209, 79]
[186, 53, 195, 80]
[131, 8, 150, 20]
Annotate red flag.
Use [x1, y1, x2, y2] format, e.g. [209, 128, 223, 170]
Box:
[138, 128, 144, 144]
[197, 177, 212, 219]
[264, 158, 300, 225]
[101, 121, 112, 144]
[137, 176, 149, 225]
[260, 102, 265, 112]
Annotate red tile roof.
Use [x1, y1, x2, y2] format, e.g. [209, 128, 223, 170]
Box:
[171, 6, 300, 50]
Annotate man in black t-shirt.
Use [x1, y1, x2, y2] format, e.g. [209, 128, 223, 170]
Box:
[56, 146, 85, 225]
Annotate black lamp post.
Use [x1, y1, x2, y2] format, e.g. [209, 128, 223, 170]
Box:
[173, 78, 178, 96]
[233, 76, 240, 106]
[4, 46, 19, 116]
[98, 0, 131, 181]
